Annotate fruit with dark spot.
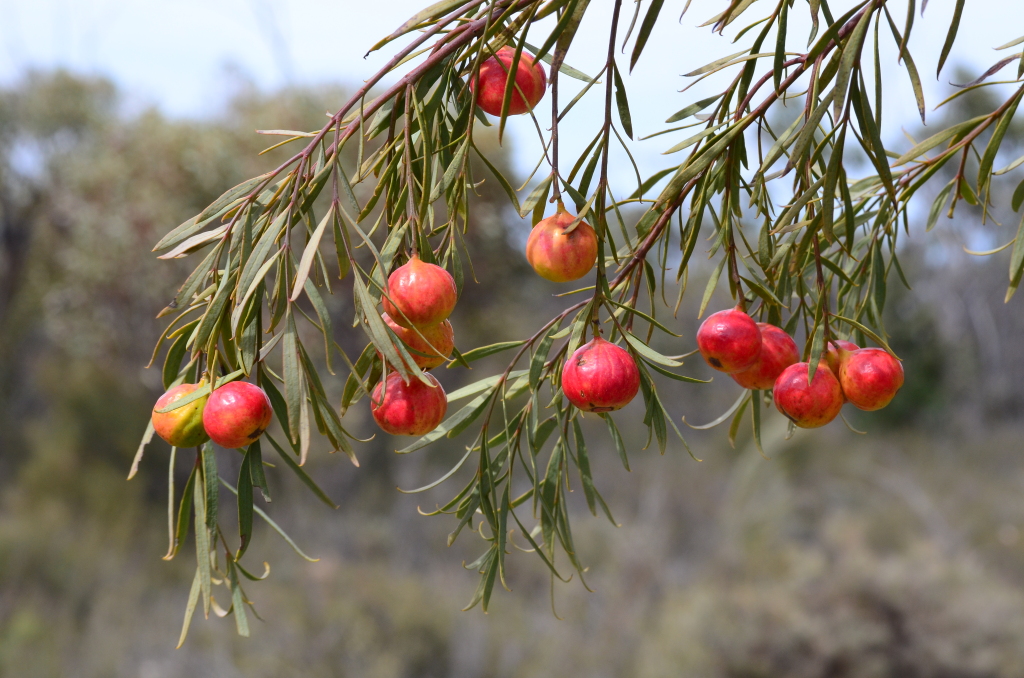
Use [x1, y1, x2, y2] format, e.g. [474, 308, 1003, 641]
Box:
[773, 362, 844, 428]
[152, 382, 210, 447]
[371, 371, 448, 436]
[470, 46, 547, 116]
[203, 381, 273, 449]
[838, 347, 904, 411]
[731, 323, 799, 390]
[525, 211, 598, 283]
[561, 337, 640, 413]
[382, 255, 458, 328]
[382, 312, 454, 370]
[696, 308, 762, 373]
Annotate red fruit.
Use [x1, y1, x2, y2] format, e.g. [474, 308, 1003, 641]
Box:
[525, 212, 598, 283]
[773, 362, 844, 428]
[152, 382, 210, 447]
[731, 323, 799, 390]
[382, 313, 454, 370]
[371, 372, 448, 436]
[382, 255, 458, 328]
[696, 308, 762, 373]
[470, 47, 547, 116]
[838, 348, 904, 411]
[202, 381, 273, 449]
[561, 337, 640, 413]
[825, 339, 859, 378]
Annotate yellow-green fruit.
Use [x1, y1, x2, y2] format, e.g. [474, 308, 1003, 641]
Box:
[152, 382, 210, 447]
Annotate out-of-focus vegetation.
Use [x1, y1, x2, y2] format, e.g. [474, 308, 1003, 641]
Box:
[2, 71, 1024, 677]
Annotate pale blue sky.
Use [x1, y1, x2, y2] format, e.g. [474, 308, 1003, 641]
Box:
[1, 0, 1021, 182]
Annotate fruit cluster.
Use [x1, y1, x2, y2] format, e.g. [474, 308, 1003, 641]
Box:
[372, 256, 453, 436]
[697, 307, 904, 429]
[152, 380, 273, 449]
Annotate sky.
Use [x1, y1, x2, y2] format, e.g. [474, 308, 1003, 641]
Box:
[1, 0, 1022, 185]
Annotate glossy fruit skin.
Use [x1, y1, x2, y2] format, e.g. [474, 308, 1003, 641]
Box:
[382, 256, 458, 328]
[838, 348, 904, 411]
[471, 47, 547, 116]
[825, 339, 859, 378]
[731, 323, 799, 390]
[202, 381, 273, 449]
[382, 312, 454, 370]
[525, 212, 598, 283]
[561, 337, 640, 413]
[152, 383, 210, 448]
[371, 372, 448, 436]
[773, 362, 845, 428]
[696, 308, 762, 373]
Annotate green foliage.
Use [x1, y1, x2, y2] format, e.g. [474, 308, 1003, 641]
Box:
[139, 0, 1024, 636]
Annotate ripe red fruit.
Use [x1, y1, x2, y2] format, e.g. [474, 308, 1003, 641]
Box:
[838, 348, 904, 411]
[371, 372, 448, 436]
[525, 211, 598, 283]
[561, 337, 640, 413]
[696, 308, 762, 373]
[382, 312, 454, 370]
[773, 362, 845, 428]
[152, 382, 210, 447]
[382, 255, 458, 328]
[202, 381, 273, 449]
[731, 323, 799, 390]
[825, 339, 859, 378]
[470, 47, 547, 116]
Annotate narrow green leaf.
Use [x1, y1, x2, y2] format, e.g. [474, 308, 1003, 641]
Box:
[698, 257, 727, 318]
[219, 477, 320, 562]
[936, 0, 965, 78]
[236, 448, 254, 559]
[202, 442, 218, 530]
[665, 93, 723, 123]
[612, 63, 634, 139]
[629, 0, 664, 71]
[265, 434, 338, 508]
[175, 568, 202, 649]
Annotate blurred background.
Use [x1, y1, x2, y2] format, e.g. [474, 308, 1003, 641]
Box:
[3, 2, 1024, 676]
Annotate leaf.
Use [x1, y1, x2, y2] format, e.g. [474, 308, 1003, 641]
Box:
[831, 314, 899, 358]
[219, 477, 320, 562]
[236, 448, 255, 559]
[1012, 178, 1024, 214]
[665, 93, 723, 123]
[927, 180, 956, 231]
[456, 341, 525, 364]
[264, 434, 339, 508]
[833, 6, 872, 122]
[520, 176, 552, 219]
[228, 563, 250, 637]
[595, 413, 632, 474]
[175, 568, 202, 649]
[290, 205, 334, 301]
[936, 0, 965, 78]
[622, 332, 682, 367]
[612, 64, 634, 139]
[663, 122, 727, 155]
[629, 0, 664, 71]
[368, 0, 473, 52]
[193, 467, 212, 618]
[163, 462, 196, 561]
[202, 443, 219, 530]
[473, 145, 521, 213]
[698, 257, 727, 318]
